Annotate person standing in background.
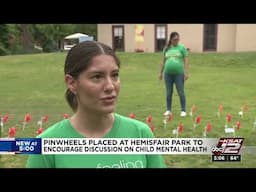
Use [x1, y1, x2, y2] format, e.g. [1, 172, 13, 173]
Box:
[159, 32, 189, 117]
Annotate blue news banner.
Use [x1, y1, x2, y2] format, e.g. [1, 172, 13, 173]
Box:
[0, 138, 41, 154]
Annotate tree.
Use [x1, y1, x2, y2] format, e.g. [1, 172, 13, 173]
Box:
[20, 24, 33, 52]
[0, 24, 10, 55]
[7, 24, 23, 54]
[0, 24, 98, 55]
[30, 24, 76, 52]
[74, 24, 97, 40]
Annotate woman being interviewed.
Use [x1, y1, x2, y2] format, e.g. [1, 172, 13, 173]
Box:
[27, 41, 166, 168]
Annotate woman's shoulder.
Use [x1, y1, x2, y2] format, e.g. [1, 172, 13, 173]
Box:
[115, 113, 153, 137]
[37, 119, 70, 138]
[115, 113, 147, 126]
[178, 43, 187, 49]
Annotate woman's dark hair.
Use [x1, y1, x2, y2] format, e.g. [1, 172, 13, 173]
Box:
[64, 41, 120, 112]
[165, 32, 180, 51]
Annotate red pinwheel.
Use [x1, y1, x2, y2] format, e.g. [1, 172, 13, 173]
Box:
[150, 124, 155, 132]
[178, 122, 184, 133]
[8, 127, 16, 138]
[195, 115, 201, 124]
[63, 113, 70, 119]
[146, 115, 155, 132]
[22, 113, 32, 131]
[3, 114, 9, 124]
[146, 115, 152, 124]
[24, 113, 32, 123]
[129, 113, 136, 119]
[167, 113, 173, 122]
[36, 127, 44, 135]
[226, 113, 232, 122]
[42, 115, 48, 123]
[236, 121, 241, 130]
[206, 122, 212, 132]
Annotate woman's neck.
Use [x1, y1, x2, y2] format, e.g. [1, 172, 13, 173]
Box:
[70, 108, 115, 138]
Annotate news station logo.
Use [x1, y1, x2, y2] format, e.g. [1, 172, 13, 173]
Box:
[212, 138, 244, 162]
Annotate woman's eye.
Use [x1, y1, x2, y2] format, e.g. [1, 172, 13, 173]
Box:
[92, 75, 102, 80]
[112, 73, 119, 79]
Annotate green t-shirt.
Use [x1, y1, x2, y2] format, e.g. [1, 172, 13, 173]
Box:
[163, 43, 188, 74]
[26, 113, 166, 168]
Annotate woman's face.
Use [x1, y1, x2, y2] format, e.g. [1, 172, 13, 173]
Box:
[71, 54, 120, 114]
[171, 35, 179, 46]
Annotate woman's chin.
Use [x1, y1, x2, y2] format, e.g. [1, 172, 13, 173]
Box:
[99, 106, 116, 114]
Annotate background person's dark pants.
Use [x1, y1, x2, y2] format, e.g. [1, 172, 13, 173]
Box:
[164, 73, 186, 112]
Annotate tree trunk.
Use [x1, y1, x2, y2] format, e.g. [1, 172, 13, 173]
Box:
[21, 24, 33, 52]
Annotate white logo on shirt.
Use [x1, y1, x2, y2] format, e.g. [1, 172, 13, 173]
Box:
[97, 160, 144, 168]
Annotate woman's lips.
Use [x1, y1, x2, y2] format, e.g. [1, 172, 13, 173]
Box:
[101, 96, 116, 104]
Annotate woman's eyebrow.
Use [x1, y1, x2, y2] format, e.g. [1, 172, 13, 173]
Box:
[86, 70, 119, 74]
[87, 71, 105, 74]
[111, 69, 119, 72]
[87, 68, 119, 73]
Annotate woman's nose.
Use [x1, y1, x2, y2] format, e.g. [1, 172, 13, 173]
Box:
[103, 77, 115, 92]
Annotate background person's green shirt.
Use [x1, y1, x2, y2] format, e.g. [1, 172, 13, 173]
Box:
[26, 113, 166, 168]
[163, 43, 188, 74]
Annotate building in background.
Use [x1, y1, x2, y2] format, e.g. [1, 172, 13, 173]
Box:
[97, 24, 256, 53]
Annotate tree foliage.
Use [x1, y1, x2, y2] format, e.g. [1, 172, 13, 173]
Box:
[0, 24, 97, 55]
[0, 24, 10, 55]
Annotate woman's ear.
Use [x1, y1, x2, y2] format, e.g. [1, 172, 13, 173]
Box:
[65, 74, 77, 94]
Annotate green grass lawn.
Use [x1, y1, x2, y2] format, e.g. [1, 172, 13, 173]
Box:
[0, 51, 256, 168]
